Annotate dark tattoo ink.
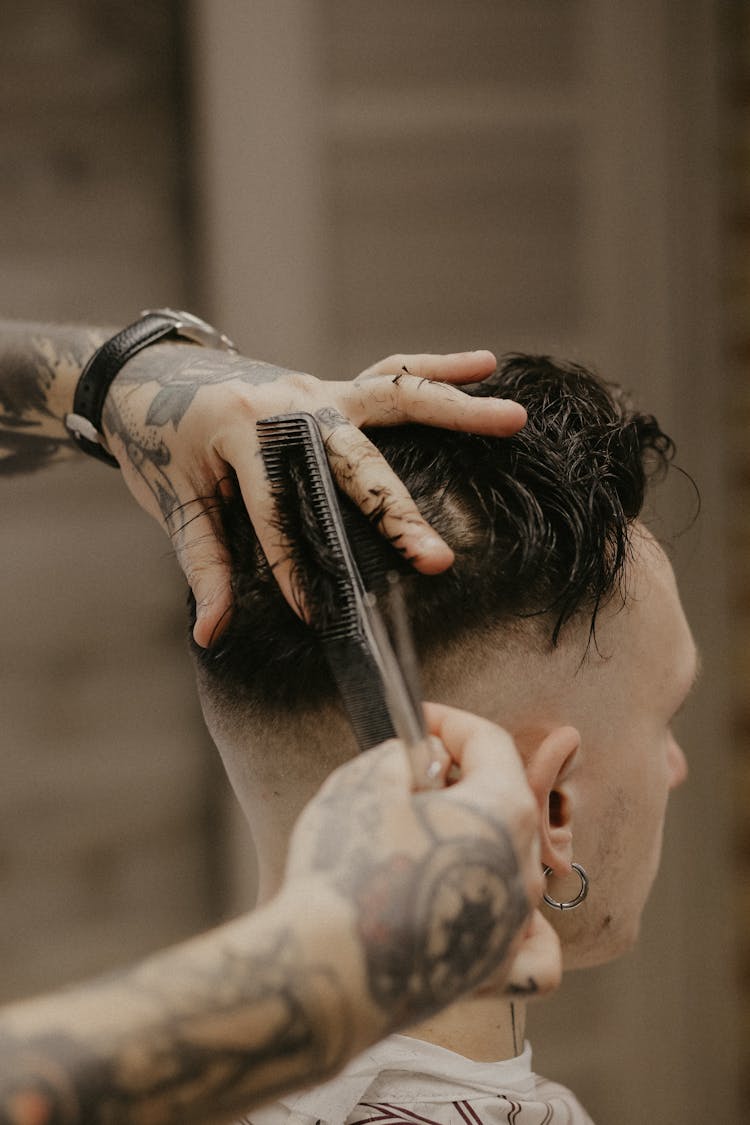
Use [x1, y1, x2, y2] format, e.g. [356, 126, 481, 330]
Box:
[115, 349, 294, 399]
[505, 977, 539, 997]
[98, 347, 304, 556]
[0, 430, 68, 477]
[349, 824, 526, 1019]
[0, 329, 102, 475]
[314, 406, 351, 433]
[0, 928, 353, 1123]
[306, 752, 529, 1027]
[0, 358, 52, 423]
[363, 486, 390, 531]
[104, 393, 180, 524]
[145, 383, 197, 428]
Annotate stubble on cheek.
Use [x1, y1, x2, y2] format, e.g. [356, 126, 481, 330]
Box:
[555, 786, 634, 967]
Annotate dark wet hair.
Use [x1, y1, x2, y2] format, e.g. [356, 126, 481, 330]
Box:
[192, 355, 675, 714]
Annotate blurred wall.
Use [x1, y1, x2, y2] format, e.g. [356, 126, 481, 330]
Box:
[0, 1, 227, 1000]
[725, 0, 750, 1103]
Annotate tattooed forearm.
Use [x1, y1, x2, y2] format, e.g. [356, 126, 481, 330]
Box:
[0, 910, 354, 1125]
[0, 321, 108, 475]
[0, 319, 295, 484]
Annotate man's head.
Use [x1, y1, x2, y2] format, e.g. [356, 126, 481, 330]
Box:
[192, 355, 696, 969]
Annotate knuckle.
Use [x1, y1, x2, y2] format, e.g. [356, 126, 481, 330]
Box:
[362, 490, 412, 522]
[181, 559, 209, 593]
[221, 370, 320, 423]
[325, 746, 374, 788]
[363, 353, 417, 380]
[283, 370, 319, 396]
[497, 786, 539, 855]
[195, 579, 231, 611]
[179, 548, 222, 589]
[217, 386, 263, 429]
[380, 353, 405, 371]
[518, 789, 541, 837]
[524, 862, 544, 901]
[376, 738, 408, 774]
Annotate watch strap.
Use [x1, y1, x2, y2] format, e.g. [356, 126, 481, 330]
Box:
[65, 309, 236, 467]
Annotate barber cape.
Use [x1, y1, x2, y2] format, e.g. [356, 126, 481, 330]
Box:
[244, 1035, 595, 1125]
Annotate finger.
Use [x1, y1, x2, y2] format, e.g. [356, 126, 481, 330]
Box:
[222, 440, 307, 618]
[350, 371, 527, 437]
[225, 416, 443, 617]
[313, 409, 455, 573]
[409, 734, 453, 792]
[422, 702, 539, 869]
[502, 911, 562, 999]
[316, 737, 412, 801]
[160, 488, 235, 649]
[358, 349, 497, 385]
[423, 702, 528, 788]
[192, 574, 233, 648]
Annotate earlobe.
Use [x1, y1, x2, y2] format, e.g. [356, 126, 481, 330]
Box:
[525, 725, 580, 875]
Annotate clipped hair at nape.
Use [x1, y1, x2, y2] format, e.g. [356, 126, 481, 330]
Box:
[191, 354, 676, 715]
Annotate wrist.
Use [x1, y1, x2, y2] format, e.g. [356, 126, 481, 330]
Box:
[65, 309, 236, 467]
[56, 329, 113, 424]
[271, 876, 390, 1060]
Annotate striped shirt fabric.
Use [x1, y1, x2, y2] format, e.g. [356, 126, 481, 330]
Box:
[245, 1035, 595, 1125]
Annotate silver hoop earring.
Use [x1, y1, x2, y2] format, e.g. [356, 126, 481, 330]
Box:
[542, 863, 589, 911]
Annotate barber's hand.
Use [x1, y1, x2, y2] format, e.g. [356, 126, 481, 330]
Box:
[282, 702, 551, 1033]
[421, 704, 561, 1002]
[101, 346, 526, 647]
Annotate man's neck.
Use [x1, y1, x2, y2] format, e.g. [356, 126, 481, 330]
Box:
[404, 993, 526, 1062]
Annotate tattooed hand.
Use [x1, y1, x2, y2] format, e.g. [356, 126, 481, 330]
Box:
[282, 701, 553, 1034]
[99, 343, 527, 647]
[0, 706, 551, 1124]
[0, 320, 526, 645]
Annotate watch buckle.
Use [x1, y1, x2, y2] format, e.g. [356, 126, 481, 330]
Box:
[141, 308, 237, 353]
[65, 412, 103, 445]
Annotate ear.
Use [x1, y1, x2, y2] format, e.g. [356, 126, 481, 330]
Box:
[524, 725, 580, 875]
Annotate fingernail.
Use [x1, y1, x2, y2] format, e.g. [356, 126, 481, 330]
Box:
[195, 605, 233, 649]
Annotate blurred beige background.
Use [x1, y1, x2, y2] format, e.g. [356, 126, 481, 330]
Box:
[0, 2, 745, 1123]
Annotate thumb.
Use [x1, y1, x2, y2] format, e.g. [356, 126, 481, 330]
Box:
[423, 702, 530, 808]
[174, 520, 234, 647]
[474, 910, 562, 1001]
[504, 911, 562, 999]
[191, 570, 233, 647]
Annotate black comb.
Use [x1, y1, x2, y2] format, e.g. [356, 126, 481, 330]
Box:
[257, 412, 396, 751]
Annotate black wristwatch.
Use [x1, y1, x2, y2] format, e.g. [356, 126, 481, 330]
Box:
[64, 308, 237, 467]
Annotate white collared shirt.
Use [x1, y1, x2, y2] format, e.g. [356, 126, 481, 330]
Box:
[244, 1035, 595, 1125]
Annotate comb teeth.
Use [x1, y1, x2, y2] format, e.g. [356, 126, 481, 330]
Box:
[257, 412, 395, 749]
[341, 499, 404, 598]
[325, 638, 396, 749]
[258, 413, 361, 635]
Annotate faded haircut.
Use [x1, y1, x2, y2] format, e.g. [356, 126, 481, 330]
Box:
[191, 355, 675, 716]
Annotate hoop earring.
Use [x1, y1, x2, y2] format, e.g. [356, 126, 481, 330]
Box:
[542, 862, 589, 911]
